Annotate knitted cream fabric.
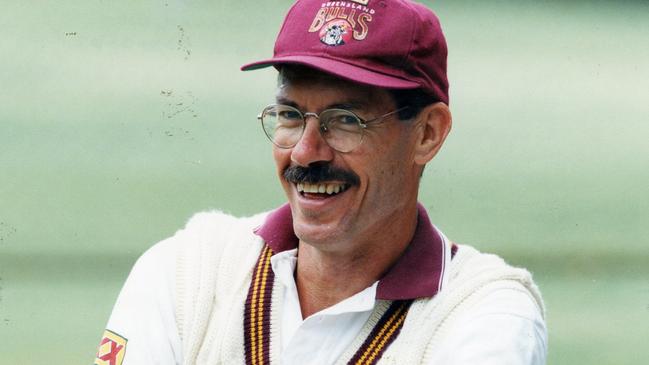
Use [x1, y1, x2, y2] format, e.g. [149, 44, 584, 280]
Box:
[378, 244, 545, 364]
[175, 211, 269, 365]
[175, 212, 545, 365]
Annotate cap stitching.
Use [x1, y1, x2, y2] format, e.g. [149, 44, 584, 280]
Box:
[399, 0, 419, 80]
[273, 0, 302, 55]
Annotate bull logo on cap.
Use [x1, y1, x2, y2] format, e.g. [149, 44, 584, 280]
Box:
[319, 20, 352, 46]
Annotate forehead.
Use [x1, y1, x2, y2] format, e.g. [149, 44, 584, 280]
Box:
[276, 68, 393, 111]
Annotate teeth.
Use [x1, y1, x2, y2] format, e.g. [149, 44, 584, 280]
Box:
[296, 182, 347, 195]
[306, 183, 318, 193]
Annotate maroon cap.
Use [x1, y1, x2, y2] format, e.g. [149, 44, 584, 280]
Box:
[241, 0, 449, 104]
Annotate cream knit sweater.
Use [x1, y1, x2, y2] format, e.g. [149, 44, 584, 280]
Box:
[173, 211, 545, 365]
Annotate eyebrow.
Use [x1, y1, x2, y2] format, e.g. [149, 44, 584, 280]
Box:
[275, 96, 299, 109]
[274, 96, 370, 112]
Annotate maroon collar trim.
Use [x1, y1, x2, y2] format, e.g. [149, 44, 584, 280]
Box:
[253, 203, 446, 300]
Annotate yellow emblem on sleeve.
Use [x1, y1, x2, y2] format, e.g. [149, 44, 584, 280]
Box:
[94, 329, 127, 365]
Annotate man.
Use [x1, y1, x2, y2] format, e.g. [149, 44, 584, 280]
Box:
[95, 1, 547, 364]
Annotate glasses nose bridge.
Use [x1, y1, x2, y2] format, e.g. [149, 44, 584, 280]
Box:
[302, 112, 328, 132]
[302, 112, 319, 120]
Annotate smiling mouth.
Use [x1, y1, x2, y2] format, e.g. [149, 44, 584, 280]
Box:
[296, 182, 350, 196]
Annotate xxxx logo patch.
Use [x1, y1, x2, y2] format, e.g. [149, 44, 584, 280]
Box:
[94, 329, 127, 365]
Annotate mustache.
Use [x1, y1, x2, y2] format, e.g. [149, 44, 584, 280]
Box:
[283, 163, 360, 186]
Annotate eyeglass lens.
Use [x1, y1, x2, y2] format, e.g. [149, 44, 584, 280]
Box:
[261, 105, 363, 152]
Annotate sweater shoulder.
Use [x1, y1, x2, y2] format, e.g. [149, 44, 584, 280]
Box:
[388, 244, 546, 363]
[181, 209, 268, 238]
[169, 209, 269, 253]
[445, 244, 545, 318]
[447, 244, 522, 281]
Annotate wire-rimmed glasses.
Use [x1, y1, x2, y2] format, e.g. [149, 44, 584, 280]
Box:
[257, 104, 406, 153]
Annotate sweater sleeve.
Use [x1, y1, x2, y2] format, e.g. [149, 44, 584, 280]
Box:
[425, 284, 547, 365]
[94, 238, 182, 365]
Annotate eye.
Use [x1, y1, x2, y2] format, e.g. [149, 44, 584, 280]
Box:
[327, 112, 359, 126]
[337, 114, 359, 125]
[324, 111, 361, 133]
[277, 109, 302, 120]
[271, 106, 303, 129]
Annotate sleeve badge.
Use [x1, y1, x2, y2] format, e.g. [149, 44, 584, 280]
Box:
[94, 329, 127, 365]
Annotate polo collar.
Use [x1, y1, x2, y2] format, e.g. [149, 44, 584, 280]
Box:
[253, 203, 447, 300]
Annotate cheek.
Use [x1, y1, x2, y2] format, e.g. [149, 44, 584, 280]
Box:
[272, 147, 290, 171]
[367, 145, 415, 191]
[273, 149, 294, 193]
[377, 163, 406, 190]
[272, 148, 293, 189]
[360, 156, 401, 194]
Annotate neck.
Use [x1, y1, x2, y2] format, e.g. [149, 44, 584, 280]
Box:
[294, 204, 418, 318]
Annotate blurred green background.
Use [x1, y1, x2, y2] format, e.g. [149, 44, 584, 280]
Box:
[1, 0, 648, 364]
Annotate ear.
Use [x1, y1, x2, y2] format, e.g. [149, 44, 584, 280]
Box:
[413, 102, 452, 166]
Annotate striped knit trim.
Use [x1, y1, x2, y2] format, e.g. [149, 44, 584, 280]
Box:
[268, 267, 284, 365]
[347, 300, 413, 365]
[244, 245, 275, 365]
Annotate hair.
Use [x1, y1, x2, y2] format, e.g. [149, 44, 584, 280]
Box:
[387, 88, 440, 120]
[277, 65, 439, 121]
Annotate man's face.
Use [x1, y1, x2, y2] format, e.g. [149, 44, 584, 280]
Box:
[273, 74, 424, 252]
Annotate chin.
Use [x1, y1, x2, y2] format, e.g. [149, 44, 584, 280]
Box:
[291, 208, 347, 247]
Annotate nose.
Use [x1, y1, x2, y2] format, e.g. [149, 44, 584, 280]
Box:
[290, 116, 335, 166]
